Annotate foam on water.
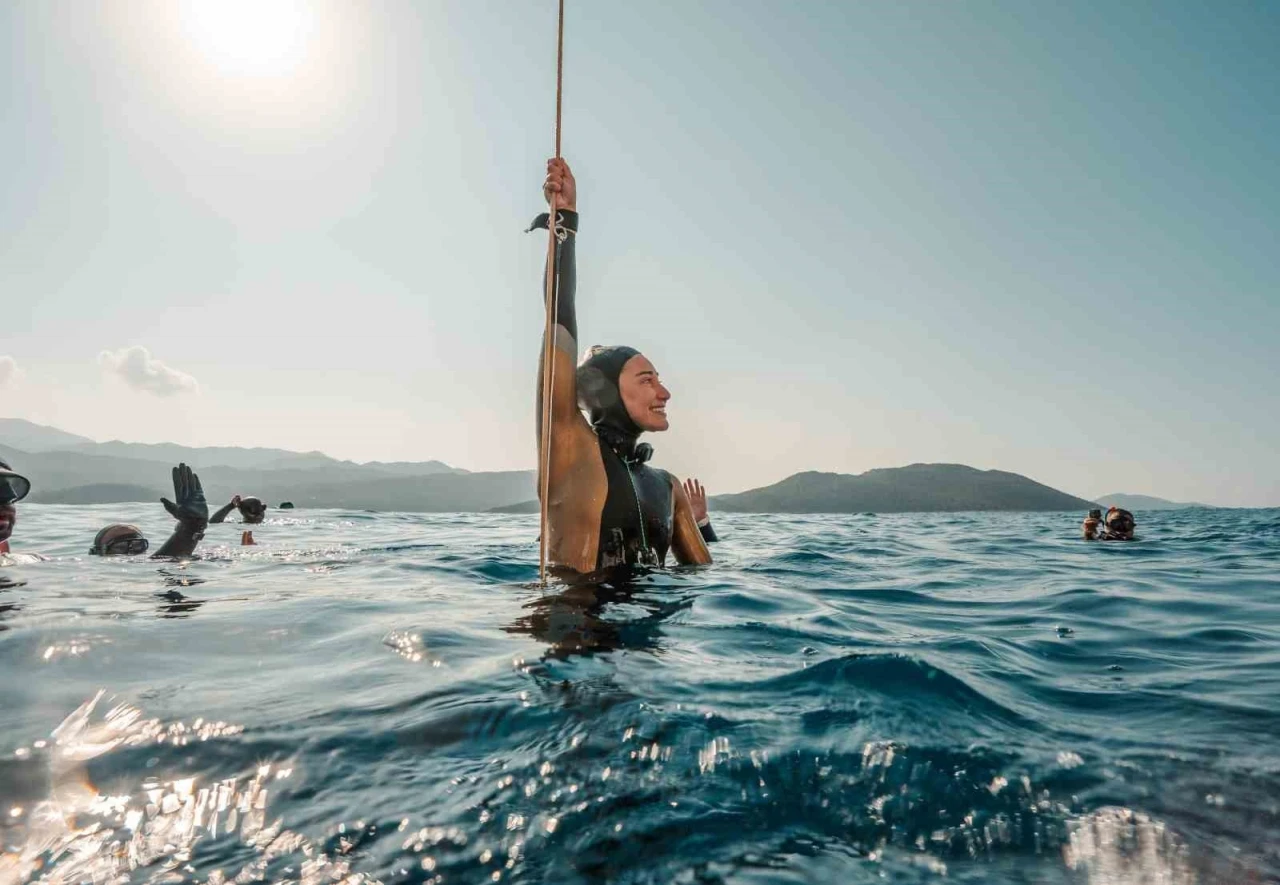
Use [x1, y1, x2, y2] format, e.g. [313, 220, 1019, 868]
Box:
[1, 505, 1277, 883]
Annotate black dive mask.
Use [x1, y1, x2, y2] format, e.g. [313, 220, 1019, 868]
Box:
[93, 537, 150, 556]
[90, 525, 149, 556]
[0, 459, 30, 505]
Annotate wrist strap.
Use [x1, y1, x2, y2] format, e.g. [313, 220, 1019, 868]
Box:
[526, 209, 579, 237]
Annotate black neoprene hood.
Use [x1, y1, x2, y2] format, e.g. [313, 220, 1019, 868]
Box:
[577, 345, 642, 435]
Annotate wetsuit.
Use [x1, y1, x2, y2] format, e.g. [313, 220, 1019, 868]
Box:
[593, 423, 673, 567]
[529, 210, 708, 571]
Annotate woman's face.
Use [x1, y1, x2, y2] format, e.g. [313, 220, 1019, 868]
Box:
[618, 354, 671, 432]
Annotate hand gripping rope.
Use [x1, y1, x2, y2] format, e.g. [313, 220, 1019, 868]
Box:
[538, 0, 566, 584]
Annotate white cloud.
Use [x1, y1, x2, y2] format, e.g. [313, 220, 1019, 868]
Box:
[98, 346, 199, 397]
[0, 356, 21, 388]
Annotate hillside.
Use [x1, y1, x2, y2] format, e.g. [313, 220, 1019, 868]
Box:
[489, 499, 541, 514]
[0, 418, 95, 452]
[0, 418, 461, 475]
[2, 422, 1102, 515]
[1094, 493, 1209, 511]
[0, 443, 535, 512]
[0, 422, 531, 512]
[710, 464, 1094, 513]
[36, 483, 162, 505]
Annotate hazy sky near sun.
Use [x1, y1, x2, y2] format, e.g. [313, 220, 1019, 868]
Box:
[1, 1, 1277, 505]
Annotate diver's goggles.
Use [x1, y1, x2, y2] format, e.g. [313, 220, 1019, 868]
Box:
[0, 470, 31, 505]
[90, 535, 150, 555]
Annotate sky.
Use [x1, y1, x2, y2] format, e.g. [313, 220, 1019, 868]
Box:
[1, 1, 1277, 506]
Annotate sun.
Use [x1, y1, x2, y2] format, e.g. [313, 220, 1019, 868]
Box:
[178, 0, 316, 78]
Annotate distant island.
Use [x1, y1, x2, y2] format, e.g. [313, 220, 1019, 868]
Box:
[2, 418, 1125, 515]
[709, 464, 1094, 513]
[1093, 493, 1209, 511]
[488, 500, 542, 514]
[497, 465, 1094, 515]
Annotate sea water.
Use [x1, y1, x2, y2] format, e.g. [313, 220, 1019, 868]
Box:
[1, 504, 1278, 884]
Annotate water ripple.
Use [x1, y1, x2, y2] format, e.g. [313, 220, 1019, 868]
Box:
[0, 504, 1276, 883]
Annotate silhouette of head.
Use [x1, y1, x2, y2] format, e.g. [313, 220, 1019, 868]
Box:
[90, 524, 150, 556]
[238, 497, 267, 524]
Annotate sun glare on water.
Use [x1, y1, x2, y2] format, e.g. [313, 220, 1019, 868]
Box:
[179, 0, 316, 78]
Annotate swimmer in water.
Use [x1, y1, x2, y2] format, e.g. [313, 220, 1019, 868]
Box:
[683, 478, 719, 543]
[0, 457, 32, 556]
[1083, 506, 1136, 541]
[1100, 506, 1136, 541]
[531, 157, 712, 573]
[89, 463, 209, 558]
[210, 494, 267, 525]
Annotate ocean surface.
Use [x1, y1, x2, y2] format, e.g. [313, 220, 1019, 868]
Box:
[2, 504, 1278, 885]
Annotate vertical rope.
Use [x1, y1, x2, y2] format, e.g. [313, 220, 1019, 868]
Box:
[539, 0, 565, 585]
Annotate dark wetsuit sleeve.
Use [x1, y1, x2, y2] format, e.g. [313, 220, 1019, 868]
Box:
[153, 525, 203, 559]
[209, 502, 236, 524]
[699, 521, 719, 543]
[528, 210, 579, 342]
[530, 210, 581, 437]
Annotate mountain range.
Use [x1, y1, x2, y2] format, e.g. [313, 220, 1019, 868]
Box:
[489, 465, 1097, 514]
[0, 418, 534, 512]
[709, 464, 1094, 513]
[1092, 493, 1210, 511]
[1, 418, 1141, 514]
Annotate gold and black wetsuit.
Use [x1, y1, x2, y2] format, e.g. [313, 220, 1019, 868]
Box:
[529, 210, 710, 573]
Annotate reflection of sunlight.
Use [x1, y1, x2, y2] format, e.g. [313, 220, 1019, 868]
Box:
[0, 693, 328, 885]
[179, 0, 315, 78]
[383, 630, 443, 667]
[1, 692, 379, 885]
[1064, 807, 1196, 884]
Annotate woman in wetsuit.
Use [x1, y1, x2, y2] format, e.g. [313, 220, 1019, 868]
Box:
[532, 157, 712, 574]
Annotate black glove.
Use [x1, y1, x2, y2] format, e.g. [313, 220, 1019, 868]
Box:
[160, 463, 209, 531]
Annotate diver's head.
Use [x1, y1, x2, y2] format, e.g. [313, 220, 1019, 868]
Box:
[1105, 507, 1135, 540]
[0, 458, 31, 544]
[238, 496, 267, 524]
[619, 353, 670, 432]
[577, 346, 670, 437]
[1088, 508, 1103, 521]
[90, 524, 150, 556]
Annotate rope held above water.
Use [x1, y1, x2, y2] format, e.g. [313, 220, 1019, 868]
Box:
[539, 0, 565, 585]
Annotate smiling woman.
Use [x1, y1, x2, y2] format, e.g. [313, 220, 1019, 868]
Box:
[178, 0, 316, 78]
